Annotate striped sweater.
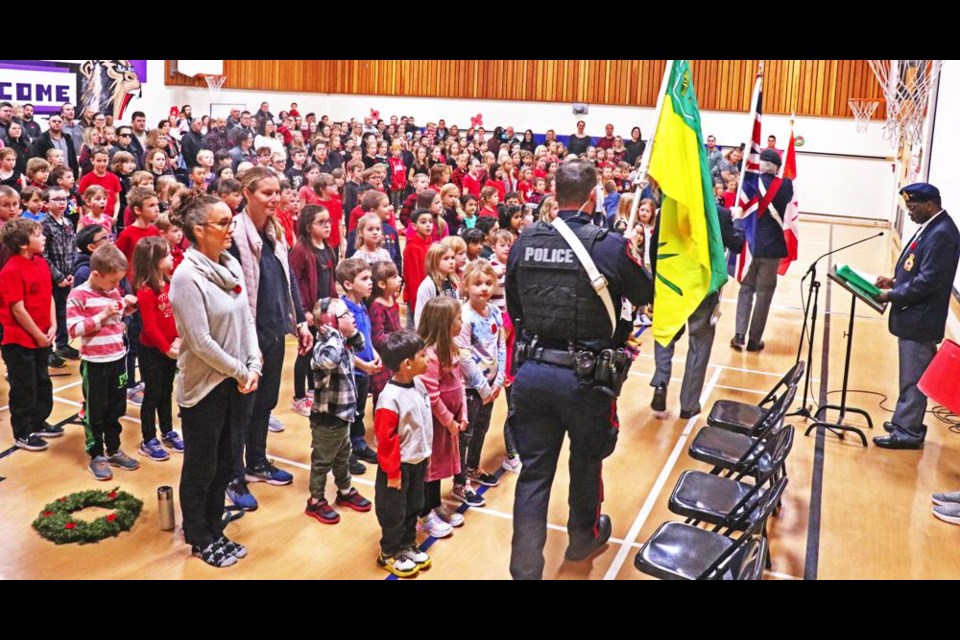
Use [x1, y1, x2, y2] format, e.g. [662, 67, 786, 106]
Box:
[66, 282, 127, 363]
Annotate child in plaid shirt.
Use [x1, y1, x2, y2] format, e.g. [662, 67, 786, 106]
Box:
[304, 296, 373, 525]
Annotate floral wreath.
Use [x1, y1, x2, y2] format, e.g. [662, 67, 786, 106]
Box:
[33, 488, 143, 545]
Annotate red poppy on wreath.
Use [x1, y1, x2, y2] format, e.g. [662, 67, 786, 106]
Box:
[58, 497, 67, 502]
[370, 108, 380, 120]
[108, 492, 118, 500]
[65, 522, 76, 529]
[106, 514, 117, 522]
[233, 284, 243, 294]
[41, 511, 54, 517]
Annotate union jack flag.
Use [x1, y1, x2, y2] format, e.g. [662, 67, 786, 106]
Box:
[728, 70, 764, 282]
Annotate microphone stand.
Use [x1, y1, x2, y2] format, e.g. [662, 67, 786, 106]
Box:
[787, 231, 884, 419]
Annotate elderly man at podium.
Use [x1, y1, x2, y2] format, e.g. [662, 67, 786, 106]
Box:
[873, 183, 960, 450]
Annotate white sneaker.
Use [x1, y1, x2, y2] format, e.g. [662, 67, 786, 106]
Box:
[502, 455, 522, 473]
[434, 505, 465, 528]
[417, 511, 453, 538]
[268, 414, 285, 432]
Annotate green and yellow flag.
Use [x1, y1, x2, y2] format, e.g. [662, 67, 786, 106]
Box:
[648, 60, 728, 347]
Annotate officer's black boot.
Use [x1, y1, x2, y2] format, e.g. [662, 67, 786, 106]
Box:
[651, 383, 667, 412]
[565, 514, 612, 561]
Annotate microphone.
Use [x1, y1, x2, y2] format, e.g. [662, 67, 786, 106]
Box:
[804, 231, 884, 278]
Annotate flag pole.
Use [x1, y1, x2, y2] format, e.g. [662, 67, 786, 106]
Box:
[627, 59, 674, 230]
[733, 61, 764, 216]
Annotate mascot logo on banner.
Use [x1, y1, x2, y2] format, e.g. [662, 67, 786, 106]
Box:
[0, 59, 143, 118]
[79, 60, 142, 120]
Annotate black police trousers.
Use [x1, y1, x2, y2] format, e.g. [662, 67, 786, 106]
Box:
[509, 360, 619, 580]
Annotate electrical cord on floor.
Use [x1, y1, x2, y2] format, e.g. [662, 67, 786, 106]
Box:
[825, 389, 960, 432]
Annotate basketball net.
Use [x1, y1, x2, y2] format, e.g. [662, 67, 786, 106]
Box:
[202, 74, 227, 100]
[848, 98, 882, 133]
[868, 60, 941, 148]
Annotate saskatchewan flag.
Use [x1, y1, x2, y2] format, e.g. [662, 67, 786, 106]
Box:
[648, 60, 728, 347]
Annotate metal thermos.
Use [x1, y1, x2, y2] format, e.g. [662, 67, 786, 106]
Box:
[158, 485, 176, 531]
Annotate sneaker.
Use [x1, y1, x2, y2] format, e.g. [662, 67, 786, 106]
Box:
[88, 455, 113, 480]
[192, 540, 238, 568]
[730, 333, 746, 351]
[48, 352, 67, 368]
[56, 346, 81, 360]
[932, 490, 960, 506]
[161, 430, 185, 453]
[377, 551, 419, 578]
[404, 544, 432, 570]
[305, 497, 340, 524]
[217, 535, 248, 559]
[434, 505, 465, 528]
[127, 384, 144, 406]
[15, 434, 49, 451]
[138, 438, 170, 461]
[335, 487, 372, 512]
[291, 397, 312, 417]
[245, 461, 293, 486]
[107, 449, 140, 470]
[467, 467, 499, 487]
[452, 483, 485, 508]
[77, 406, 85, 423]
[354, 444, 379, 465]
[226, 479, 258, 511]
[32, 422, 65, 438]
[349, 454, 367, 475]
[932, 503, 960, 525]
[501, 455, 522, 473]
[268, 414, 285, 432]
[417, 511, 453, 538]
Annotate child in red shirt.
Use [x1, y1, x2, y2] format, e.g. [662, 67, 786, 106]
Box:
[478, 186, 499, 218]
[78, 148, 122, 224]
[402, 209, 434, 328]
[132, 237, 183, 460]
[0, 218, 58, 449]
[115, 187, 161, 286]
[156, 213, 185, 272]
[387, 143, 407, 210]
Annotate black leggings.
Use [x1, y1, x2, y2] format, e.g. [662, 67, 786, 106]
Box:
[293, 328, 317, 400]
[420, 479, 442, 517]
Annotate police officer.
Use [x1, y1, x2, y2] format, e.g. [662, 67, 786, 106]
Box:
[731, 147, 794, 352]
[873, 182, 960, 450]
[505, 159, 653, 580]
[650, 205, 745, 418]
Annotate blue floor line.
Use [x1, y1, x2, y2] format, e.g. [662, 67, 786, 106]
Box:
[386, 466, 508, 580]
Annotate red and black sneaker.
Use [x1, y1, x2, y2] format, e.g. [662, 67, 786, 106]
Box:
[335, 487, 372, 512]
[305, 497, 340, 524]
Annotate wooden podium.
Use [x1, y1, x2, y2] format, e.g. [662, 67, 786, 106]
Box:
[803, 266, 887, 447]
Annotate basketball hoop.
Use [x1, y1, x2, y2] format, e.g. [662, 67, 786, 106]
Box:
[868, 60, 942, 148]
[202, 74, 227, 99]
[849, 98, 882, 133]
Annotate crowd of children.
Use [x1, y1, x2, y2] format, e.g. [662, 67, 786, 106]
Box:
[0, 100, 660, 575]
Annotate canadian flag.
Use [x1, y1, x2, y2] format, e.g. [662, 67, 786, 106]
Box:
[778, 125, 799, 275]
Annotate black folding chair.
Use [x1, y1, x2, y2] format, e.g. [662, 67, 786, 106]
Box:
[688, 385, 797, 477]
[634, 476, 787, 580]
[706, 361, 804, 434]
[668, 425, 794, 533]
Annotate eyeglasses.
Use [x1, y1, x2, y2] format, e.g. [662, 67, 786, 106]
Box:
[313, 219, 331, 226]
[48, 197, 68, 202]
[118, 133, 132, 138]
[337, 310, 354, 320]
[204, 218, 237, 231]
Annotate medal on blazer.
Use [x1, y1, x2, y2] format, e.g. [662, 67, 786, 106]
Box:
[904, 253, 915, 272]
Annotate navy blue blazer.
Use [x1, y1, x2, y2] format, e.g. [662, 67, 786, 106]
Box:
[752, 174, 793, 259]
[888, 210, 960, 342]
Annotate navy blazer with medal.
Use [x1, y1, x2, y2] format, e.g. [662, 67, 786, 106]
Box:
[888, 210, 960, 343]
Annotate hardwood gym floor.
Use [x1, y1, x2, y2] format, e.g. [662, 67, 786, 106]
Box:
[1, 217, 958, 580]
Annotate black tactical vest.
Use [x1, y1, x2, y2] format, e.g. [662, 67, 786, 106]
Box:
[514, 221, 614, 345]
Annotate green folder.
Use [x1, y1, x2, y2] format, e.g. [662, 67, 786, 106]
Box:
[835, 264, 882, 297]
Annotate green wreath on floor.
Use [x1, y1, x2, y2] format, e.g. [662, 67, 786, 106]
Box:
[32, 488, 143, 545]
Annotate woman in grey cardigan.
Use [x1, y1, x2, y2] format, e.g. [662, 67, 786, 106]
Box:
[169, 193, 262, 568]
